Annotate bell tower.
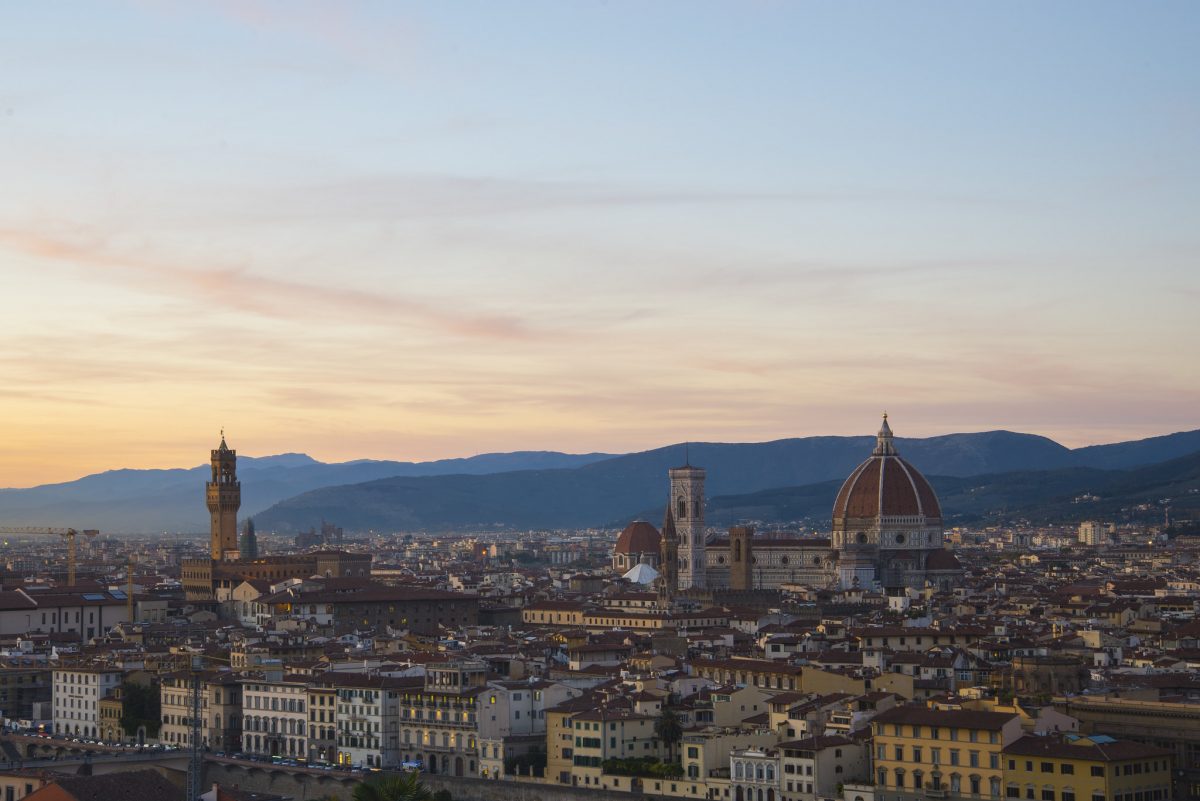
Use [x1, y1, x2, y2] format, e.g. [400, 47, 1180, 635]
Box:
[207, 432, 241, 561]
[669, 456, 706, 589]
[657, 503, 679, 610]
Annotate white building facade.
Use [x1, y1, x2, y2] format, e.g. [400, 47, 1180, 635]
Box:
[52, 668, 123, 738]
[242, 676, 310, 759]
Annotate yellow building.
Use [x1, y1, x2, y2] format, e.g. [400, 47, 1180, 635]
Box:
[569, 707, 661, 789]
[522, 602, 586, 627]
[98, 688, 124, 743]
[1002, 733, 1172, 801]
[547, 694, 598, 785]
[871, 705, 1023, 799]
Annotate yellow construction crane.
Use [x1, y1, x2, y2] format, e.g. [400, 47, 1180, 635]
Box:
[0, 526, 99, 586]
[125, 553, 140, 622]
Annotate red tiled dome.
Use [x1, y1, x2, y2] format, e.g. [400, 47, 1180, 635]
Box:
[614, 521, 660, 554]
[925, 549, 962, 571]
[831, 415, 942, 521]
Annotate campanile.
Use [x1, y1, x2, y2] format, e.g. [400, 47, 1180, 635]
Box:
[669, 460, 706, 589]
[206, 432, 241, 560]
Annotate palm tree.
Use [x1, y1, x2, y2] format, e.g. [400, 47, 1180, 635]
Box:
[352, 771, 434, 801]
[655, 707, 683, 763]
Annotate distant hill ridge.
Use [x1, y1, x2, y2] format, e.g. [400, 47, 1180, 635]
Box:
[3, 428, 1195, 533]
[0, 450, 613, 532]
[705, 448, 1200, 527]
[253, 428, 1200, 534]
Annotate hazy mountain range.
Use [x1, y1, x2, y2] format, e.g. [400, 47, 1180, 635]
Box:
[3, 429, 1196, 534]
[0, 451, 611, 533]
[704, 450, 1200, 527]
[257, 428, 1200, 533]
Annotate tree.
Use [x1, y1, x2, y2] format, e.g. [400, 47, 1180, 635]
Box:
[352, 772, 433, 801]
[119, 682, 160, 739]
[654, 707, 683, 762]
[504, 748, 547, 777]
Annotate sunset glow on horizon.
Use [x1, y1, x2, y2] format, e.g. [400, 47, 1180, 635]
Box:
[2, 1, 1198, 487]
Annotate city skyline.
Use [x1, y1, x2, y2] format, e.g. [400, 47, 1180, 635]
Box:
[3, 1, 1198, 486]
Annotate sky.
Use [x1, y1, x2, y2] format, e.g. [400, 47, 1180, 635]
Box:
[1, 1, 1198, 487]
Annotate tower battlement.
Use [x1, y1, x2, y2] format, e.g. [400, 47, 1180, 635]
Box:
[206, 433, 241, 561]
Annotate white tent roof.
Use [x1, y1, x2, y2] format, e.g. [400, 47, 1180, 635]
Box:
[622, 563, 659, 585]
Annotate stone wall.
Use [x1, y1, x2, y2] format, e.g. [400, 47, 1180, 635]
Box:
[204, 761, 642, 801]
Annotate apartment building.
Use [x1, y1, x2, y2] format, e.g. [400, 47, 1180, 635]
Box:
[159, 673, 195, 748]
[569, 707, 661, 788]
[307, 684, 337, 764]
[395, 661, 485, 776]
[243, 675, 311, 759]
[51, 667, 123, 738]
[0, 667, 50, 721]
[1002, 733, 1173, 801]
[777, 734, 867, 801]
[546, 693, 600, 785]
[871, 705, 1023, 800]
[204, 673, 243, 754]
[692, 659, 806, 693]
[682, 729, 778, 786]
[478, 679, 581, 779]
[331, 673, 417, 770]
[98, 686, 124, 744]
[730, 746, 781, 801]
[159, 672, 243, 751]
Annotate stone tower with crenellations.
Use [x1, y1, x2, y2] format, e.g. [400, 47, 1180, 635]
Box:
[206, 433, 241, 561]
[670, 455, 706, 590]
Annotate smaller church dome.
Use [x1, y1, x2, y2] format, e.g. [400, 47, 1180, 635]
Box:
[925, 549, 962, 571]
[614, 521, 661, 554]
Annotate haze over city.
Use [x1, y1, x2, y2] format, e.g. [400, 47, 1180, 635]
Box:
[7, 6, 1200, 801]
[2, 1, 1198, 486]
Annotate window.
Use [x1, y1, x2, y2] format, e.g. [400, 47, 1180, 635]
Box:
[1090, 767, 1104, 777]
[1061, 764, 1074, 775]
[1041, 762, 1054, 774]
[1042, 790, 1055, 801]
